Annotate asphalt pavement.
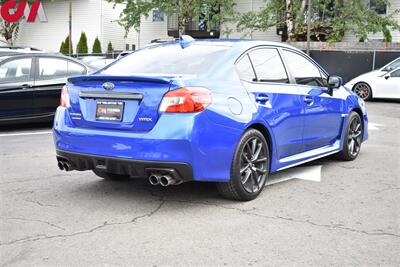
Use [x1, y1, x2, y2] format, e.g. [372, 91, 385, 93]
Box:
[0, 101, 399, 266]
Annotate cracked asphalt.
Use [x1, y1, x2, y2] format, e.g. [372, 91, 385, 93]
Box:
[0, 101, 399, 266]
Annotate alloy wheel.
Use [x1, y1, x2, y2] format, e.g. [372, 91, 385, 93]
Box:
[240, 137, 268, 193]
[347, 116, 362, 157]
[353, 83, 371, 100]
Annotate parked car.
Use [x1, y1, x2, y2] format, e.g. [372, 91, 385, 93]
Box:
[0, 53, 94, 124]
[54, 37, 368, 201]
[78, 56, 107, 65]
[116, 51, 132, 59]
[0, 46, 44, 57]
[89, 58, 115, 69]
[345, 57, 400, 100]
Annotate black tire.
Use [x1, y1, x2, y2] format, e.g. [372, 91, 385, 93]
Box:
[93, 170, 130, 181]
[353, 82, 372, 101]
[336, 112, 363, 161]
[217, 129, 270, 201]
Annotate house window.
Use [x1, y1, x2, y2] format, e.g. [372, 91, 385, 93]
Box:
[370, 0, 387, 15]
[153, 8, 164, 22]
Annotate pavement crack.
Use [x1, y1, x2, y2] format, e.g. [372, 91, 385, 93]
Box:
[23, 198, 58, 208]
[0, 199, 165, 247]
[163, 198, 400, 239]
[4, 217, 66, 231]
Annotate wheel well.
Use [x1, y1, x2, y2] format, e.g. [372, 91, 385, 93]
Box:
[247, 123, 273, 157]
[351, 107, 364, 132]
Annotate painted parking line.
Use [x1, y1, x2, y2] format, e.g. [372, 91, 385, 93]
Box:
[0, 131, 52, 137]
[368, 123, 383, 131]
[267, 165, 322, 185]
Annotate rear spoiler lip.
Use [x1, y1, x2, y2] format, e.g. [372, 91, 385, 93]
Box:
[67, 74, 173, 85]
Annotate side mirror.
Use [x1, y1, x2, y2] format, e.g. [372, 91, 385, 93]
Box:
[327, 76, 343, 89]
[385, 75, 390, 80]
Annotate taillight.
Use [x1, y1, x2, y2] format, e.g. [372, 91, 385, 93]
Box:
[60, 85, 70, 108]
[159, 87, 212, 113]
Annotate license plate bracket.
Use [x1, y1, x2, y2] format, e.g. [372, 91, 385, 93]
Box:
[96, 101, 124, 121]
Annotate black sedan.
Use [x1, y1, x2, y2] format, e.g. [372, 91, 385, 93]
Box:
[0, 53, 94, 124]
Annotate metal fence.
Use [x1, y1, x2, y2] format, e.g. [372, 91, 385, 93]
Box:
[310, 50, 400, 83]
[290, 42, 400, 82]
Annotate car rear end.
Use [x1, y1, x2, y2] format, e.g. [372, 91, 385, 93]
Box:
[53, 41, 239, 184]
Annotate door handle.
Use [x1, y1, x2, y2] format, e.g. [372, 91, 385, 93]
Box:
[304, 95, 314, 104]
[255, 94, 269, 103]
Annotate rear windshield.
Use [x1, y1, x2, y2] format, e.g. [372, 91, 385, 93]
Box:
[100, 44, 229, 76]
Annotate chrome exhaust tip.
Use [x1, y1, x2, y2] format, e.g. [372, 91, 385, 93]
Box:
[63, 162, 70, 171]
[160, 175, 176, 187]
[57, 161, 64, 171]
[149, 174, 161, 186]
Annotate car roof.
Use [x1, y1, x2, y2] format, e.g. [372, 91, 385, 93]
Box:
[0, 53, 93, 68]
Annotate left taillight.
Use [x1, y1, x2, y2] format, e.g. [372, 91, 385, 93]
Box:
[60, 85, 70, 108]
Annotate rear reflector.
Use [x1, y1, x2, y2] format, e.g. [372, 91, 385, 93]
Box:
[159, 87, 212, 113]
[60, 85, 70, 108]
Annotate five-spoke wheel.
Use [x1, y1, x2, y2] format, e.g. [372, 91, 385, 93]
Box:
[337, 112, 363, 161]
[217, 129, 269, 201]
[240, 137, 268, 194]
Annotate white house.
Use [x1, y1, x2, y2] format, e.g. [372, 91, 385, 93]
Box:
[14, 0, 400, 53]
[15, 0, 138, 53]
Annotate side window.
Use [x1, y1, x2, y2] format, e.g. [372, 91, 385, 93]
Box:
[391, 69, 400, 77]
[67, 61, 87, 76]
[236, 55, 256, 82]
[382, 58, 400, 72]
[38, 58, 86, 80]
[248, 48, 289, 83]
[283, 50, 326, 87]
[0, 58, 32, 82]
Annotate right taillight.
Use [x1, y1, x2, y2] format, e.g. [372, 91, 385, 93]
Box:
[60, 85, 70, 108]
[159, 87, 212, 113]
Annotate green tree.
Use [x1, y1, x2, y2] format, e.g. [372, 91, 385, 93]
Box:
[76, 32, 88, 54]
[92, 37, 102, 54]
[107, 0, 236, 36]
[107, 41, 114, 53]
[59, 40, 65, 53]
[63, 35, 73, 55]
[236, 0, 400, 43]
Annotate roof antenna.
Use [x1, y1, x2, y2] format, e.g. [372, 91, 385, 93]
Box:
[179, 35, 195, 49]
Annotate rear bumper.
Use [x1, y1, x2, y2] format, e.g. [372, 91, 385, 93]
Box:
[53, 107, 243, 182]
[56, 150, 193, 181]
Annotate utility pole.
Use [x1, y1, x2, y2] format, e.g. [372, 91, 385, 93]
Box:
[69, 1, 72, 56]
[306, 0, 311, 55]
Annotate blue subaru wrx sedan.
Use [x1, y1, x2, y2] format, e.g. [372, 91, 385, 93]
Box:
[54, 36, 368, 201]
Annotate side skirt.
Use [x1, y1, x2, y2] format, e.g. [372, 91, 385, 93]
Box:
[275, 140, 341, 172]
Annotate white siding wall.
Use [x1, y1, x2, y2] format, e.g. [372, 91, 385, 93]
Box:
[13, 0, 400, 52]
[137, 11, 170, 48]
[221, 0, 281, 41]
[100, 1, 138, 51]
[17, 0, 101, 52]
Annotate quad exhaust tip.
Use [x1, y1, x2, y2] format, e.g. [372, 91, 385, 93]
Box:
[148, 173, 182, 187]
[57, 159, 73, 172]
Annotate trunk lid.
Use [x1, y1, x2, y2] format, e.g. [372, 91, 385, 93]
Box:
[67, 75, 175, 131]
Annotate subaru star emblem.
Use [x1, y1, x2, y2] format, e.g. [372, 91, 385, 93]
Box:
[102, 82, 115, 90]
